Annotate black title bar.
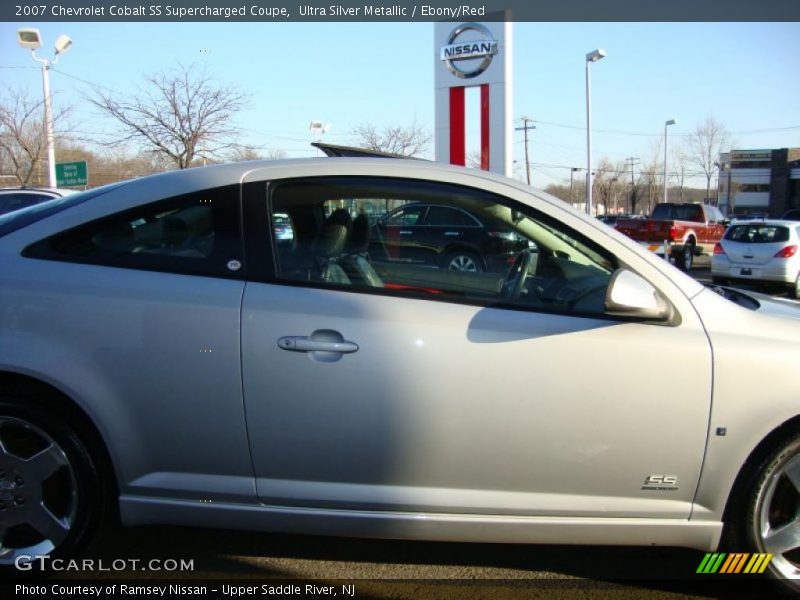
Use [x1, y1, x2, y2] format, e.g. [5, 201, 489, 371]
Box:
[4, 0, 800, 22]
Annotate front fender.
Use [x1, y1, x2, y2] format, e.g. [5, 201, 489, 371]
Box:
[690, 289, 800, 524]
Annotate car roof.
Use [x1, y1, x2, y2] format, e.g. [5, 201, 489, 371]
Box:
[728, 219, 799, 227]
[0, 186, 76, 196]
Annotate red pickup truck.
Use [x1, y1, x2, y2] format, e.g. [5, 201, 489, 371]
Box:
[615, 203, 728, 271]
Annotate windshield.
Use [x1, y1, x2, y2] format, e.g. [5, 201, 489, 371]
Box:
[0, 182, 129, 238]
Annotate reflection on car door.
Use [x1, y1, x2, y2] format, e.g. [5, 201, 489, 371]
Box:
[374, 204, 427, 264]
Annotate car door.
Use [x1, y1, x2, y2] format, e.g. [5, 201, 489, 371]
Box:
[240, 175, 712, 519]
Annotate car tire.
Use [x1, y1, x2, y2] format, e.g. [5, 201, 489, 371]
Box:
[0, 394, 106, 571]
[790, 274, 800, 300]
[444, 251, 483, 273]
[729, 434, 800, 595]
[677, 244, 694, 272]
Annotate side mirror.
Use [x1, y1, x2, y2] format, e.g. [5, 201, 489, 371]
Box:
[605, 269, 672, 321]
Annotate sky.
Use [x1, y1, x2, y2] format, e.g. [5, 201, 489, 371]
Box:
[1, 20, 799, 189]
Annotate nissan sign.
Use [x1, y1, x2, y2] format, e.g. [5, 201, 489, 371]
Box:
[440, 23, 499, 79]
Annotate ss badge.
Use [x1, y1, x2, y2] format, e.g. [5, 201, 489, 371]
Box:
[641, 475, 679, 491]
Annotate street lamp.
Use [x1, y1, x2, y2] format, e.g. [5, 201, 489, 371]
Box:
[585, 48, 606, 216]
[16, 28, 72, 188]
[663, 119, 676, 204]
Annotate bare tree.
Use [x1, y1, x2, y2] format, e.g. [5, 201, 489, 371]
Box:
[593, 158, 627, 215]
[352, 119, 432, 157]
[466, 150, 482, 169]
[687, 116, 731, 203]
[671, 146, 688, 202]
[0, 87, 71, 186]
[227, 146, 287, 163]
[637, 138, 663, 215]
[90, 64, 247, 169]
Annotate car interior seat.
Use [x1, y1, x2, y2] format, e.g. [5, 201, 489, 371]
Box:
[342, 214, 384, 287]
[307, 208, 352, 285]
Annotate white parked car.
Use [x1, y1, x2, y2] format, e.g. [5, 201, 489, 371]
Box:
[712, 220, 800, 299]
[0, 159, 798, 591]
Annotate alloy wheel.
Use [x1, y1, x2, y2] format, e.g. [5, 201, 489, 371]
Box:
[754, 451, 800, 584]
[0, 416, 77, 566]
[448, 255, 478, 272]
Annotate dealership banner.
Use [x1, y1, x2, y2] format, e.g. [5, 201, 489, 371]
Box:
[4, 0, 799, 22]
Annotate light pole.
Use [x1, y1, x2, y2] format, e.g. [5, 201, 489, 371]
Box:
[16, 28, 72, 188]
[585, 48, 606, 216]
[663, 119, 676, 204]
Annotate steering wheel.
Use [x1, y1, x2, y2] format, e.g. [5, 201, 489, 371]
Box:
[501, 250, 537, 300]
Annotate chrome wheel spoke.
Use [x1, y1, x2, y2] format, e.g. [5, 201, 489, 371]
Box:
[28, 502, 70, 545]
[25, 443, 67, 481]
[784, 456, 800, 493]
[764, 520, 800, 556]
[0, 525, 9, 558]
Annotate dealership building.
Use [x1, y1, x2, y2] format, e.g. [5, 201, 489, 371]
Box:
[717, 148, 800, 217]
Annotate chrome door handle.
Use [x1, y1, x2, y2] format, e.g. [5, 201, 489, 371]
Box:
[278, 336, 358, 353]
[399, 230, 413, 235]
[278, 329, 359, 363]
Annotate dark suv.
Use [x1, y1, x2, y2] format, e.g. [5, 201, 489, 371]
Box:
[370, 202, 530, 272]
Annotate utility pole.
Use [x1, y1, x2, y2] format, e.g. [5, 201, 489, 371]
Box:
[515, 117, 536, 185]
[626, 157, 640, 214]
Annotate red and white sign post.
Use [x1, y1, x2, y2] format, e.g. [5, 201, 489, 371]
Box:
[434, 21, 512, 176]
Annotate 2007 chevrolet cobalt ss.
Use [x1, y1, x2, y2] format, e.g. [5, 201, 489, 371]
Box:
[0, 159, 798, 590]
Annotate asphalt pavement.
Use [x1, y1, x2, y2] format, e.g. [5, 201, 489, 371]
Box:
[55, 522, 752, 599]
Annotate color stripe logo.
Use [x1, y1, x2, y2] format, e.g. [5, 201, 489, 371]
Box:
[697, 553, 773, 574]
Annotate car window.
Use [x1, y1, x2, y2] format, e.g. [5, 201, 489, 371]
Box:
[269, 177, 616, 317]
[272, 212, 294, 244]
[725, 224, 790, 243]
[651, 204, 703, 221]
[423, 206, 480, 227]
[24, 185, 243, 278]
[383, 205, 426, 226]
